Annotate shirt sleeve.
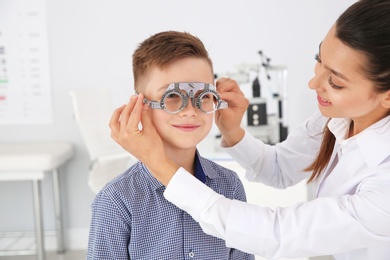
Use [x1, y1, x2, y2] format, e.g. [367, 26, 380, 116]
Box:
[87, 191, 131, 260]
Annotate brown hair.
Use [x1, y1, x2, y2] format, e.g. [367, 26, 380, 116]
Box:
[305, 0, 390, 183]
[132, 31, 213, 92]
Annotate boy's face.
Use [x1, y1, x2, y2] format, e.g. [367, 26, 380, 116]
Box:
[142, 57, 214, 153]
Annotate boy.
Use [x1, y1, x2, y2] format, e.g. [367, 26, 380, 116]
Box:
[87, 31, 254, 260]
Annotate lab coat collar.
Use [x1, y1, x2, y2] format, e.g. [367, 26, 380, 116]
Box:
[328, 115, 390, 167]
[327, 117, 350, 141]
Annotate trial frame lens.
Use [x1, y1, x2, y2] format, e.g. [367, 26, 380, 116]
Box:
[143, 82, 228, 114]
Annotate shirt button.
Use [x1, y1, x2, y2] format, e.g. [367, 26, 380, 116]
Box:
[188, 250, 195, 258]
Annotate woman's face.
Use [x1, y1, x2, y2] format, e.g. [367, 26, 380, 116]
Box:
[308, 25, 390, 131]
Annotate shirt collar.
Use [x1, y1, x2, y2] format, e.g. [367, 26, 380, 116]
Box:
[142, 150, 220, 190]
[328, 115, 390, 167]
[327, 117, 350, 141]
[141, 163, 164, 190]
[194, 152, 206, 183]
[196, 150, 220, 180]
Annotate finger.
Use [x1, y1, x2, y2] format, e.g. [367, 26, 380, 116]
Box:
[218, 85, 247, 104]
[216, 77, 232, 92]
[216, 77, 229, 86]
[139, 97, 155, 132]
[217, 79, 245, 100]
[126, 93, 144, 134]
[220, 90, 246, 102]
[216, 78, 243, 95]
[120, 95, 138, 133]
[109, 104, 126, 139]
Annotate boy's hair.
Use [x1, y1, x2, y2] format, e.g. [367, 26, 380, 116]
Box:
[132, 31, 213, 92]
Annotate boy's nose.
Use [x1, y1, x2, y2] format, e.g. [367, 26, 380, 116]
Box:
[179, 97, 197, 116]
[189, 90, 196, 107]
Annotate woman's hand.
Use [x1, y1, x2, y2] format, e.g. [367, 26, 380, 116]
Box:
[215, 78, 248, 147]
[109, 94, 178, 185]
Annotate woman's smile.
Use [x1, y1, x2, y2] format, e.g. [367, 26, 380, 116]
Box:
[317, 95, 332, 106]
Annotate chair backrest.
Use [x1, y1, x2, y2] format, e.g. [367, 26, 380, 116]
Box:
[69, 88, 136, 193]
[69, 88, 126, 160]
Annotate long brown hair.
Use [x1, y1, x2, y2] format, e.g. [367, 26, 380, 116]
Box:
[305, 0, 390, 182]
[305, 123, 335, 183]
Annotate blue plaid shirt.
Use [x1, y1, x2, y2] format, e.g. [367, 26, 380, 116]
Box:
[87, 152, 254, 260]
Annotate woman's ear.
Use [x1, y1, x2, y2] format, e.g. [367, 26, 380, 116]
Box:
[381, 90, 390, 109]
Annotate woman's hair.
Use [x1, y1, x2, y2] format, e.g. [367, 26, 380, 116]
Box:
[306, 0, 390, 183]
[132, 31, 213, 92]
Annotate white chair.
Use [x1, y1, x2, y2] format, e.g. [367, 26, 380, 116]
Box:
[69, 88, 136, 193]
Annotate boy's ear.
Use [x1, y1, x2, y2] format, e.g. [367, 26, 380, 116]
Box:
[381, 90, 390, 109]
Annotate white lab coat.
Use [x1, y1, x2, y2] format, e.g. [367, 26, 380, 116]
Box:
[164, 111, 390, 260]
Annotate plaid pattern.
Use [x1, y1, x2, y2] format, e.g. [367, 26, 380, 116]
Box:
[87, 152, 254, 260]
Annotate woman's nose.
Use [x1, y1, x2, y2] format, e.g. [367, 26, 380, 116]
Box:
[308, 75, 317, 90]
[308, 64, 326, 91]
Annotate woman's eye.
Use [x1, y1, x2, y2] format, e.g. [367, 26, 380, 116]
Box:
[328, 76, 343, 90]
[314, 53, 321, 63]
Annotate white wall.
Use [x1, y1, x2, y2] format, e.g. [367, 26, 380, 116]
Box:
[0, 0, 356, 254]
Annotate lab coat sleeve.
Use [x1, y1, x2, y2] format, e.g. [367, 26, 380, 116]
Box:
[223, 111, 327, 188]
[224, 196, 388, 258]
[164, 167, 230, 239]
[164, 168, 390, 259]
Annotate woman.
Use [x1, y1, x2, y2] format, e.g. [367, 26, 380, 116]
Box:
[109, 0, 390, 259]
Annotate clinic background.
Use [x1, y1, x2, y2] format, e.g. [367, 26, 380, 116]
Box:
[1, 0, 356, 256]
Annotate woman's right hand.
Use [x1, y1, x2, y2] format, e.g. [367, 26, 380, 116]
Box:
[109, 94, 178, 186]
[215, 78, 248, 147]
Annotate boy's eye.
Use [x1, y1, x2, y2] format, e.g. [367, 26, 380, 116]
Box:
[166, 93, 180, 99]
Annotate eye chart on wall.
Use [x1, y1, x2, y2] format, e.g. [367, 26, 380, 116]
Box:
[0, 0, 53, 125]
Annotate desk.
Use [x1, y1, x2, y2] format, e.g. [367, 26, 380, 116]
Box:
[0, 142, 73, 260]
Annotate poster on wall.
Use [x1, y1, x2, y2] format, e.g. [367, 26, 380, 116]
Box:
[0, 0, 53, 125]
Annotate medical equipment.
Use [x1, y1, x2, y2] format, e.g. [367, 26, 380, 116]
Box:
[143, 82, 228, 114]
[245, 64, 288, 144]
[246, 51, 288, 143]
